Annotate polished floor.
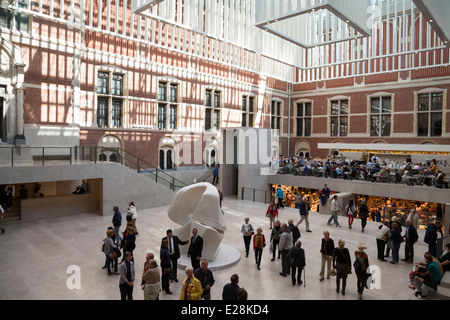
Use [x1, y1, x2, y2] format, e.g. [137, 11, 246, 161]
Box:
[0, 196, 434, 300]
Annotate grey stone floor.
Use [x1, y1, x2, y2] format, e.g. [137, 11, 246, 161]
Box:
[0, 196, 433, 301]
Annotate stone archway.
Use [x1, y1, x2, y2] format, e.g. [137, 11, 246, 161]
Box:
[98, 134, 123, 162]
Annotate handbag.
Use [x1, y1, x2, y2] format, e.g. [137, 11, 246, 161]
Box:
[387, 239, 394, 250]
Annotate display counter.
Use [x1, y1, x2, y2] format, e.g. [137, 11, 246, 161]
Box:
[21, 192, 101, 221]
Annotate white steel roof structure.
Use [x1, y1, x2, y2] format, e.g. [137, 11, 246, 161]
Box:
[7, 0, 449, 82]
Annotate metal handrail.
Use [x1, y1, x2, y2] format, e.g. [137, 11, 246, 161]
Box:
[0, 146, 188, 191]
[242, 187, 268, 204]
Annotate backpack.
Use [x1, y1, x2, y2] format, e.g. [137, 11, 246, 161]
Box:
[353, 254, 364, 271]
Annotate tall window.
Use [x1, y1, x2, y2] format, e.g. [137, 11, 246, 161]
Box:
[370, 97, 391, 137]
[330, 100, 348, 137]
[242, 95, 255, 127]
[271, 100, 282, 132]
[296, 102, 312, 137]
[205, 89, 221, 131]
[0, 0, 29, 32]
[418, 93, 443, 137]
[96, 71, 124, 128]
[158, 81, 179, 130]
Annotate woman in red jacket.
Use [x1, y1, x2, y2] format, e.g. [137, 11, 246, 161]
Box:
[266, 200, 279, 229]
[253, 227, 266, 270]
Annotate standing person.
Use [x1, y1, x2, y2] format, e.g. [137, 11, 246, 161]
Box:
[354, 243, 369, 300]
[127, 202, 138, 235]
[119, 252, 135, 300]
[194, 259, 215, 300]
[212, 165, 219, 185]
[270, 220, 282, 262]
[290, 240, 306, 286]
[266, 200, 279, 230]
[241, 218, 255, 258]
[279, 223, 293, 277]
[112, 206, 122, 247]
[222, 274, 240, 300]
[103, 229, 119, 275]
[121, 227, 136, 263]
[142, 255, 161, 300]
[319, 184, 330, 207]
[294, 193, 302, 209]
[15, 184, 28, 201]
[358, 200, 369, 233]
[327, 195, 341, 228]
[389, 222, 402, 264]
[288, 219, 300, 245]
[188, 228, 203, 271]
[276, 185, 284, 209]
[0, 204, 5, 234]
[4, 184, 14, 211]
[333, 239, 351, 295]
[163, 229, 189, 282]
[296, 197, 312, 232]
[402, 219, 419, 263]
[319, 231, 335, 281]
[376, 221, 390, 262]
[160, 238, 173, 295]
[345, 199, 356, 229]
[253, 227, 266, 270]
[179, 266, 203, 300]
[424, 220, 442, 257]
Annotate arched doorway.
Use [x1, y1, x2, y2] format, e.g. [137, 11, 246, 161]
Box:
[159, 136, 177, 170]
[98, 134, 122, 162]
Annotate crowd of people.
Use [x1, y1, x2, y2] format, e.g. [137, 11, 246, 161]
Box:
[277, 153, 449, 189]
[100, 187, 448, 301]
[102, 202, 249, 301]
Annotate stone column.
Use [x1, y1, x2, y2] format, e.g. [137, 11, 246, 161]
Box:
[14, 63, 26, 144]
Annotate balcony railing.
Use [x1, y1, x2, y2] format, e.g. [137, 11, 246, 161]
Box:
[0, 146, 188, 191]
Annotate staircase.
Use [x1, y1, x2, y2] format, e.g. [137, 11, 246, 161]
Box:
[430, 271, 450, 300]
[196, 168, 214, 184]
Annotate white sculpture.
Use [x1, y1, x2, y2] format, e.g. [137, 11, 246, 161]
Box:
[167, 182, 227, 261]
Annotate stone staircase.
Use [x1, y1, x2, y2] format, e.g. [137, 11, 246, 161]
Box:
[430, 271, 450, 300]
[196, 168, 214, 184]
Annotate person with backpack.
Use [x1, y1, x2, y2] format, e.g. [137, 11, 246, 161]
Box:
[354, 243, 369, 300]
[358, 200, 369, 233]
[402, 219, 418, 263]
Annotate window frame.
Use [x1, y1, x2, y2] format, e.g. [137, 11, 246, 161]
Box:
[329, 99, 349, 137]
[370, 96, 392, 137]
[205, 87, 222, 132]
[95, 69, 126, 129]
[157, 79, 180, 131]
[242, 95, 256, 128]
[417, 92, 443, 137]
[295, 101, 312, 137]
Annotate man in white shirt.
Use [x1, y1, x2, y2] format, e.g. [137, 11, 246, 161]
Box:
[327, 195, 341, 228]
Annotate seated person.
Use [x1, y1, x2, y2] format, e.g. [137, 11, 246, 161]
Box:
[34, 184, 44, 197]
[438, 243, 450, 274]
[73, 179, 88, 194]
[413, 266, 438, 299]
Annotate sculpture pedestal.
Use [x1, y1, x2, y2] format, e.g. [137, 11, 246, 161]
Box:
[177, 244, 240, 271]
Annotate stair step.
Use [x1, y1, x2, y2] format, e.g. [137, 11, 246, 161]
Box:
[440, 272, 450, 289]
[430, 284, 450, 300]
